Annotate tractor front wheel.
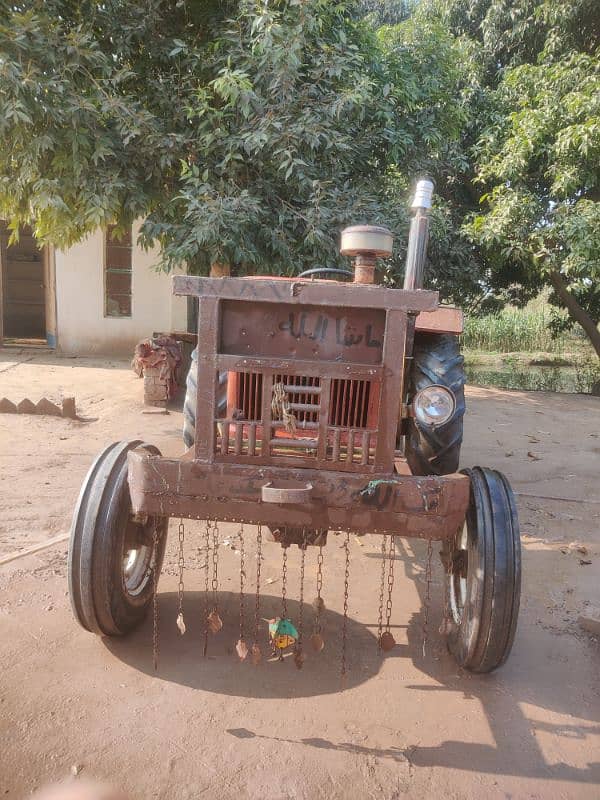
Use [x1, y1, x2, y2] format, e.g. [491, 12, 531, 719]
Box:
[68, 440, 168, 636]
[443, 467, 521, 673]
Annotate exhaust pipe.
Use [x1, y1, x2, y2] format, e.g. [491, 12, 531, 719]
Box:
[403, 179, 434, 291]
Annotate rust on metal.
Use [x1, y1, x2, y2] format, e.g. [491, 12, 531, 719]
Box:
[127, 449, 470, 540]
[126, 273, 469, 544]
[415, 306, 464, 335]
[173, 275, 438, 312]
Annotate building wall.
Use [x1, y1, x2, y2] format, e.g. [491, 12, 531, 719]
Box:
[55, 223, 187, 355]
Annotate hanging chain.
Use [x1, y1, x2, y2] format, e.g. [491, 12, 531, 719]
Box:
[152, 521, 160, 671]
[281, 544, 288, 619]
[440, 542, 452, 636]
[211, 521, 219, 610]
[310, 544, 325, 653]
[239, 524, 245, 642]
[422, 538, 434, 658]
[340, 531, 350, 682]
[314, 546, 324, 633]
[377, 534, 388, 652]
[385, 535, 395, 632]
[205, 520, 223, 636]
[250, 524, 263, 664]
[294, 532, 307, 669]
[176, 519, 186, 635]
[202, 519, 211, 656]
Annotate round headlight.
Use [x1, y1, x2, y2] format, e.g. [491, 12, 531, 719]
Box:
[413, 385, 456, 428]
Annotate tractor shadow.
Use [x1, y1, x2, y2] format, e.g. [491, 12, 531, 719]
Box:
[217, 540, 599, 785]
[381, 538, 600, 784]
[103, 591, 381, 698]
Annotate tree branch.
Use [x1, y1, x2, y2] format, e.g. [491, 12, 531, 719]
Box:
[549, 270, 600, 358]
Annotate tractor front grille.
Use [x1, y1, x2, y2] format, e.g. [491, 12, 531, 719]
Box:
[216, 370, 378, 470]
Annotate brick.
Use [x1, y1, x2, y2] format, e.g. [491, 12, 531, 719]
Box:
[578, 614, 600, 637]
[0, 398, 17, 413]
[35, 398, 62, 417]
[17, 398, 37, 414]
[62, 397, 77, 419]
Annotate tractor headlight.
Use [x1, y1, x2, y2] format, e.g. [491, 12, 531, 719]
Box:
[413, 385, 456, 428]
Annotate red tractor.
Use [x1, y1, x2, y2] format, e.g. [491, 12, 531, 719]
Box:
[69, 180, 520, 674]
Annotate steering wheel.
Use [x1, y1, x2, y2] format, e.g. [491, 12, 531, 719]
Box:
[297, 267, 353, 281]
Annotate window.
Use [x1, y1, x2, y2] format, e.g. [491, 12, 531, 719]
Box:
[104, 225, 132, 317]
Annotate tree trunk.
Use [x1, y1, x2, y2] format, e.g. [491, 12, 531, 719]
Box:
[549, 270, 600, 358]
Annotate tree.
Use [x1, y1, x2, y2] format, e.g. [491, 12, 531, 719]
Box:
[428, 0, 600, 355]
[0, 0, 468, 293]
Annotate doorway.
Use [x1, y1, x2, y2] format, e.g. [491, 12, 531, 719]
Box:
[0, 223, 48, 345]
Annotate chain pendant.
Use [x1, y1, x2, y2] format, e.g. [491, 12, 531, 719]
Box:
[236, 523, 249, 661]
[422, 539, 434, 658]
[176, 519, 186, 635]
[208, 520, 223, 633]
[340, 531, 350, 683]
[439, 542, 453, 637]
[379, 535, 397, 652]
[377, 534, 387, 653]
[202, 520, 211, 656]
[294, 532, 307, 670]
[151, 522, 160, 671]
[250, 524, 263, 665]
[310, 544, 325, 653]
[273, 544, 290, 661]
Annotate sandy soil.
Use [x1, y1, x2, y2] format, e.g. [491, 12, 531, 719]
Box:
[1, 349, 599, 799]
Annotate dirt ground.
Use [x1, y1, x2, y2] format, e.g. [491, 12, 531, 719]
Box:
[1, 349, 599, 799]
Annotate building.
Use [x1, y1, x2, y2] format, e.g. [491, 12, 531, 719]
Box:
[0, 221, 187, 355]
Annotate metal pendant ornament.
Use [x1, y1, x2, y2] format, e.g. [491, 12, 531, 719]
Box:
[250, 524, 263, 665]
[310, 545, 325, 652]
[379, 535, 397, 652]
[236, 523, 249, 661]
[176, 519, 186, 635]
[294, 533, 307, 669]
[207, 520, 223, 635]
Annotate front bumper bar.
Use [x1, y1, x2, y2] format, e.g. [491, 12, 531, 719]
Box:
[127, 450, 470, 540]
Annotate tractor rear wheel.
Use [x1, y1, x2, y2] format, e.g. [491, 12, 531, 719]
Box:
[444, 467, 521, 673]
[68, 440, 168, 636]
[405, 333, 465, 475]
[183, 347, 228, 448]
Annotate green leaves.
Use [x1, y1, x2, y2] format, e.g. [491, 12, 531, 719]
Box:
[0, 0, 468, 280]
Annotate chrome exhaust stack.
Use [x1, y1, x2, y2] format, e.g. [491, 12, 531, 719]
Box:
[403, 178, 434, 291]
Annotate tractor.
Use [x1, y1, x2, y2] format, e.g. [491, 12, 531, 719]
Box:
[68, 180, 521, 675]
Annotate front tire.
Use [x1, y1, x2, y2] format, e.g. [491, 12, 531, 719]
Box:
[68, 441, 168, 636]
[405, 333, 465, 475]
[444, 467, 521, 673]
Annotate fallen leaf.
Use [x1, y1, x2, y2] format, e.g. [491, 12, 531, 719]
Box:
[504, 451, 514, 457]
[527, 451, 541, 461]
[579, 559, 592, 566]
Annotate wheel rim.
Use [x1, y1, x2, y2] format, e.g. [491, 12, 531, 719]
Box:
[449, 523, 469, 625]
[122, 515, 155, 596]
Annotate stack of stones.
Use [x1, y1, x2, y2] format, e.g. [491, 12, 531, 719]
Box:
[143, 366, 169, 408]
